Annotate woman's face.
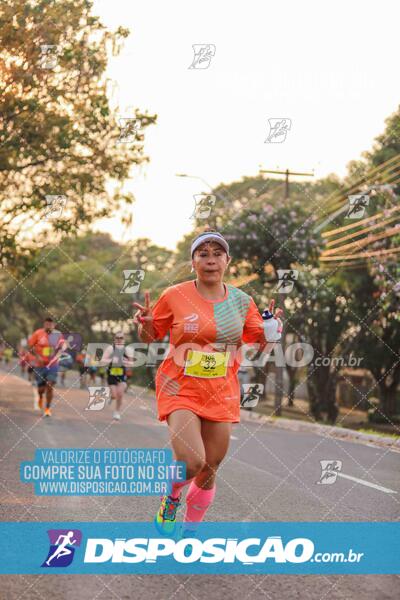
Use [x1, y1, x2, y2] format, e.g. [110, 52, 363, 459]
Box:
[192, 241, 230, 283]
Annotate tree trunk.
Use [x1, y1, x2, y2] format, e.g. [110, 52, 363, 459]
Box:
[286, 365, 297, 406]
[252, 359, 268, 406]
[307, 363, 339, 424]
[274, 364, 283, 416]
[378, 381, 398, 418]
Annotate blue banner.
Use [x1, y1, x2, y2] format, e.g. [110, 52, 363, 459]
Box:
[20, 448, 185, 496]
[0, 522, 399, 574]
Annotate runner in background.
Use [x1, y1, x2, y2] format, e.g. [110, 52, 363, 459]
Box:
[3, 345, 13, 364]
[28, 317, 67, 417]
[88, 365, 97, 384]
[103, 332, 129, 421]
[76, 350, 87, 388]
[58, 351, 73, 387]
[97, 365, 107, 385]
[26, 350, 35, 385]
[134, 231, 283, 536]
[18, 347, 28, 376]
[84, 347, 97, 385]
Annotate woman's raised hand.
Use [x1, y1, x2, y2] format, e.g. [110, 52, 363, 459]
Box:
[268, 299, 284, 320]
[133, 291, 153, 325]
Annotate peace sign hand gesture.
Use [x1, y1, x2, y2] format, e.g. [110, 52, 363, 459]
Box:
[133, 291, 153, 325]
[268, 299, 284, 321]
[263, 299, 284, 342]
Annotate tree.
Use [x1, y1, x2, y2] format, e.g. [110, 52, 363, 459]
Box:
[349, 262, 400, 420]
[0, 0, 156, 271]
[0, 232, 174, 349]
[329, 106, 400, 420]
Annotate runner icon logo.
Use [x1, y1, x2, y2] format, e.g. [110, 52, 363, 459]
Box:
[117, 118, 141, 143]
[44, 195, 67, 220]
[346, 195, 369, 219]
[275, 269, 298, 294]
[41, 529, 82, 568]
[64, 332, 83, 352]
[317, 460, 342, 485]
[191, 194, 216, 219]
[120, 269, 146, 294]
[241, 383, 264, 408]
[86, 387, 110, 411]
[265, 118, 292, 143]
[39, 45, 60, 69]
[188, 44, 216, 69]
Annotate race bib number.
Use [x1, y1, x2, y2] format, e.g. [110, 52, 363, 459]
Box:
[42, 346, 53, 357]
[110, 367, 124, 376]
[184, 350, 230, 379]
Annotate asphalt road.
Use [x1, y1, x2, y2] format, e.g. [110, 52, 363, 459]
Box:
[0, 362, 399, 599]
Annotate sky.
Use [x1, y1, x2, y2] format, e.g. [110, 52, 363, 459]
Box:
[92, 0, 400, 250]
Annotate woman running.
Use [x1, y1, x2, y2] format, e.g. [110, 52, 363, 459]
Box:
[105, 332, 129, 421]
[133, 231, 283, 535]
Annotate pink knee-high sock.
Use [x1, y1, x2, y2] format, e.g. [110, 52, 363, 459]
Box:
[170, 477, 195, 499]
[184, 481, 216, 526]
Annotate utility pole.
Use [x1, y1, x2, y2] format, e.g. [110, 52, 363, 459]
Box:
[259, 168, 314, 199]
[259, 167, 314, 416]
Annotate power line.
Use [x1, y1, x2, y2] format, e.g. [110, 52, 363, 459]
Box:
[258, 167, 314, 199]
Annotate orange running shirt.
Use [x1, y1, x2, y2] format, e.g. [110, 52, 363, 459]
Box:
[28, 329, 65, 367]
[151, 281, 266, 423]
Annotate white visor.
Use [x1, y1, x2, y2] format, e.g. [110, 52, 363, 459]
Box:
[191, 233, 230, 257]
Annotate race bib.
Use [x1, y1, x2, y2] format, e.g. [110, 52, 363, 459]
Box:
[184, 350, 230, 379]
[110, 367, 124, 376]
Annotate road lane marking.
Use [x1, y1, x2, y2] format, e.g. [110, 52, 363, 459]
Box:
[337, 472, 397, 494]
[230, 435, 238, 440]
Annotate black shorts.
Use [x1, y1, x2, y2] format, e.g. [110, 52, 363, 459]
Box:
[107, 375, 127, 386]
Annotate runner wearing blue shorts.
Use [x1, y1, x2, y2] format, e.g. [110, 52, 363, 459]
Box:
[28, 317, 66, 417]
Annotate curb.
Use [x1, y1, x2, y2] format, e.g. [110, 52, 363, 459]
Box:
[240, 409, 400, 451]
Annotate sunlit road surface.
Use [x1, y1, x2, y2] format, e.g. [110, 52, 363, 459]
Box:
[1, 362, 399, 599]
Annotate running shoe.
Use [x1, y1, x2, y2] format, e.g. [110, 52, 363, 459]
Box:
[112, 411, 121, 420]
[44, 408, 51, 417]
[154, 495, 181, 535]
